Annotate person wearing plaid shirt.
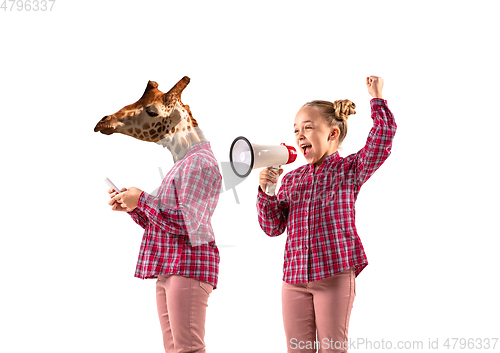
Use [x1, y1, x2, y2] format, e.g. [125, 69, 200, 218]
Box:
[257, 76, 396, 353]
[108, 140, 221, 353]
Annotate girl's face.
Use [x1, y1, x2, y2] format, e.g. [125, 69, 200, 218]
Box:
[294, 106, 339, 169]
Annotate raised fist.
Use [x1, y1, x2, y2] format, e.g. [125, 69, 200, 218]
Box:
[366, 76, 384, 99]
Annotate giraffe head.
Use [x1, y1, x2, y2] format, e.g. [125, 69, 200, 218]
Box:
[94, 76, 199, 144]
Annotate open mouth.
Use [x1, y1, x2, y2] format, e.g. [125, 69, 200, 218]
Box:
[300, 144, 312, 157]
[96, 127, 115, 135]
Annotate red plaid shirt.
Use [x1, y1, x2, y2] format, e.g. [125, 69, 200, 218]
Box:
[127, 142, 221, 289]
[257, 98, 396, 283]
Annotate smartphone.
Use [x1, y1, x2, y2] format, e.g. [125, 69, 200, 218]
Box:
[104, 177, 121, 193]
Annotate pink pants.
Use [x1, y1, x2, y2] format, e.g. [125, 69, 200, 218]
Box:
[282, 268, 356, 353]
[156, 274, 213, 353]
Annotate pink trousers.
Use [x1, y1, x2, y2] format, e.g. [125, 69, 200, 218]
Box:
[156, 274, 213, 353]
[282, 268, 356, 353]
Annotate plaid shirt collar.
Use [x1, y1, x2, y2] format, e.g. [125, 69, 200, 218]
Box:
[175, 141, 211, 163]
[307, 150, 341, 171]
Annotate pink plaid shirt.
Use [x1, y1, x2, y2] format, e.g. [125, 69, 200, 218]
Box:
[257, 98, 396, 283]
[127, 142, 221, 289]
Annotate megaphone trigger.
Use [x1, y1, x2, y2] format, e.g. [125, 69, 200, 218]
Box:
[265, 165, 281, 196]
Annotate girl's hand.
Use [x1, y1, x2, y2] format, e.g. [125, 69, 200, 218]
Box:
[259, 167, 284, 193]
[112, 187, 142, 212]
[108, 187, 129, 212]
[366, 76, 384, 98]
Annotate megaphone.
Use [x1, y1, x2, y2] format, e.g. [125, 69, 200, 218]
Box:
[229, 136, 297, 196]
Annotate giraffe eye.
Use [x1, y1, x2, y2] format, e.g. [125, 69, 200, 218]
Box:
[146, 110, 158, 117]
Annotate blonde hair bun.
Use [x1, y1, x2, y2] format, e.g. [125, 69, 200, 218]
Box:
[333, 99, 356, 121]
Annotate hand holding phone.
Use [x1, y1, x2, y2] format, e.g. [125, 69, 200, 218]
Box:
[105, 178, 130, 212]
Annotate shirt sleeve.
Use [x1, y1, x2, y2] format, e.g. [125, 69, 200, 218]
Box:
[256, 178, 289, 237]
[127, 207, 149, 229]
[136, 156, 221, 242]
[354, 98, 397, 186]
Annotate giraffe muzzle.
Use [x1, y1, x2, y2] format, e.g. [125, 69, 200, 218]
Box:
[94, 116, 116, 135]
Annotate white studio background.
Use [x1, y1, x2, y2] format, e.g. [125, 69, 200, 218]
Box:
[1, 1, 499, 352]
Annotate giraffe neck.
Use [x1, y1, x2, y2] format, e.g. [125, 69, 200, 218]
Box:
[156, 126, 208, 162]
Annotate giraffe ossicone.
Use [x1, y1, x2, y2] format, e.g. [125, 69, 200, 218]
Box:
[94, 76, 206, 162]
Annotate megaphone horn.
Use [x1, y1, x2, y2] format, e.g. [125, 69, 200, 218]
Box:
[229, 136, 297, 195]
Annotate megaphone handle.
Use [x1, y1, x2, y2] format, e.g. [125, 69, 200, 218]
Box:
[265, 165, 281, 196]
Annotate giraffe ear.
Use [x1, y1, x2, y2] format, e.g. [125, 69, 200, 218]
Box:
[166, 76, 190, 97]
